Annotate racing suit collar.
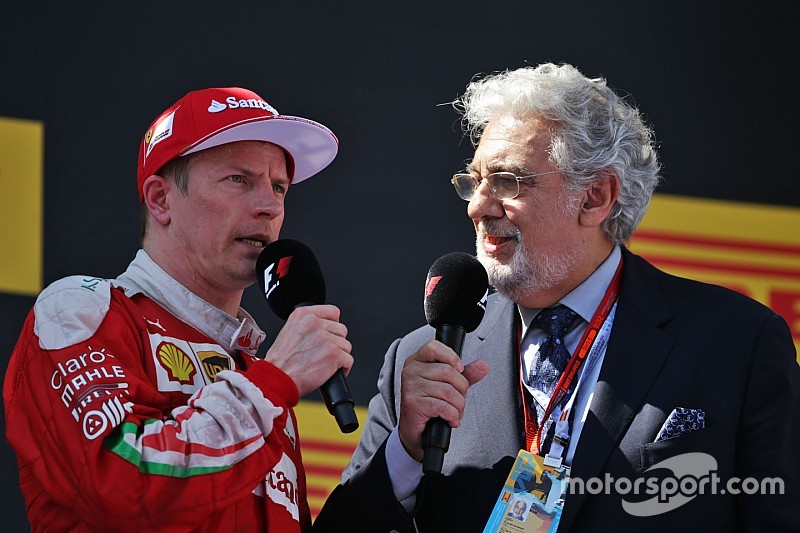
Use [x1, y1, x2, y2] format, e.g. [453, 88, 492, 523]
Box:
[113, 249, 266, 356]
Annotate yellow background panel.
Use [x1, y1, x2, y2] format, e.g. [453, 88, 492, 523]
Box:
[631, 194, 800, 359]
[0, 116, 43, 296]
[640, 194, 800, 245]
[294, 400, 367, 519]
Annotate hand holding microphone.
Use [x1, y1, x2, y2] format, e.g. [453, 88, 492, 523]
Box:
[256, 239, 358, 433]
[398, 252, 489, 474]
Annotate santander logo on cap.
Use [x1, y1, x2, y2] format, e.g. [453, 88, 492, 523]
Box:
[207, 96, 279, 115]
[208, 100, 227, 113]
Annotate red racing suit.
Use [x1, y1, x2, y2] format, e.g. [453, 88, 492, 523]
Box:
[4, 250, 310, 531]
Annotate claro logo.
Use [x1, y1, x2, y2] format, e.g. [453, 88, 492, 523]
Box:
[207, 96, 278, 115]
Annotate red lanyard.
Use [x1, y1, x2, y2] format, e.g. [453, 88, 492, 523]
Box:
[519, 259, 623, 454]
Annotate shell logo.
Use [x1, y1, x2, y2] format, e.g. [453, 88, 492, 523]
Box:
[157, 342, 196, 384]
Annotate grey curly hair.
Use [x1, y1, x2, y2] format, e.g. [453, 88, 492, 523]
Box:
[454, 63, 661, 243]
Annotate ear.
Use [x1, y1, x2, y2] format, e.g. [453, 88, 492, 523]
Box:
[578, 169, 620, 228]
[141, 174, 172, 226]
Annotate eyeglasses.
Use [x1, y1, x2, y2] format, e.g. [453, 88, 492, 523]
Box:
[451, 170, 562, 201]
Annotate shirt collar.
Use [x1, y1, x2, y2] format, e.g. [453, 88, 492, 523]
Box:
[518, 244, 622, 336]
[112, 249, 266, 356]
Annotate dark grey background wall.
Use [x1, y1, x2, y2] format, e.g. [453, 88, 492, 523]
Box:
[2, 1, 797, 527]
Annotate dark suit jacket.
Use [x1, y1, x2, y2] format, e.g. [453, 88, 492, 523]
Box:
[314, 249, 800, 532]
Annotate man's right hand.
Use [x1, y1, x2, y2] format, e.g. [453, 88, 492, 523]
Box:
[397, 340, 489, 462]
[264, 305, 353, 397]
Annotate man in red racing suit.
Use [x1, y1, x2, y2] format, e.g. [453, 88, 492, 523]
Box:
[4, 87, 352, 531]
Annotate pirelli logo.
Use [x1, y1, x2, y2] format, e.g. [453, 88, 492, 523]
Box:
[630, 194, 800, 361]
[293, 401, 366, 519]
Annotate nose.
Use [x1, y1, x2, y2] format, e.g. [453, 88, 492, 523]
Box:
[467, 179, 504, 222]
[253, 181, 284, 220]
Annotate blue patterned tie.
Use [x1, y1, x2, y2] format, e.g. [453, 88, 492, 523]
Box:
[527, 305, 578, 452]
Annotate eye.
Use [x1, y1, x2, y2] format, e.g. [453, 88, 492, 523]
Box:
[272, 182, 288, 196]
[227, 175, 245, 184]
[493, 172, 518, 185]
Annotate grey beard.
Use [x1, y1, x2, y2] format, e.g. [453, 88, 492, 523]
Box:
[476, 231, 579, 302]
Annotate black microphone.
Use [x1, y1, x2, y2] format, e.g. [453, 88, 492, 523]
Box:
[421, 252, 488, 474]
[256, 239, 359, 434]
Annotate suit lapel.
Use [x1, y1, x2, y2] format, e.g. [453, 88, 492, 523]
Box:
[558, 249, 675, 530]
[467, 294, 524, 459]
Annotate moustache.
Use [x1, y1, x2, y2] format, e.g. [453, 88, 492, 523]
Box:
[477, 220, 521, 243]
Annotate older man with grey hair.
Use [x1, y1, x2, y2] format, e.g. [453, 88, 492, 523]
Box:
[314, 63, 799, 532]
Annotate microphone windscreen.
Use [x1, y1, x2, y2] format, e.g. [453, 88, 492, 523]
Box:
[256, 239, 326, 320]
[424, 252, 488, 332]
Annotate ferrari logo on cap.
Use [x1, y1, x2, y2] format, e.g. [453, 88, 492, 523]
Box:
[144, 108, 177, 161]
